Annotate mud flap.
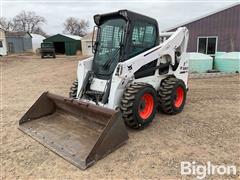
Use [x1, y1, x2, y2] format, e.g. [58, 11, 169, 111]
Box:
[18, 92, 128, 169]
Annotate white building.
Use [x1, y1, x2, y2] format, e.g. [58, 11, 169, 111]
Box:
[0, 28, 7, 56]
[81, 32, 96, 56]
[31, 33, 45, 53]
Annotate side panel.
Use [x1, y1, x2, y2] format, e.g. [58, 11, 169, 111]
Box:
[6, 37, 23, 53]
[107, 75, 126, 109]
[173, 52, 189, 88]
[23, 35, 33, 51]
[77, 57, 93, 97]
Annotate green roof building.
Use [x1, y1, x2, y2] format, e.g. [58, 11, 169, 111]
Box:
[43, 34, 81, 55]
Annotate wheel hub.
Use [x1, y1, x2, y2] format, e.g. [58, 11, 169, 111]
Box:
[139, 100, 146, 110]
[174, 86, 184, 108]
[138, 93, 154, 120]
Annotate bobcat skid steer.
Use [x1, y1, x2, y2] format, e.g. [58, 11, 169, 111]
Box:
[19, 10, 189, 169]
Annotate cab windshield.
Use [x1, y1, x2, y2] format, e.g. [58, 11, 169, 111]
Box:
[93, 18, 126, 78]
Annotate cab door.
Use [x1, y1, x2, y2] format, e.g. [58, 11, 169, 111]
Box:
[128, 21, 158, 78]
[128, 21, 157, 58]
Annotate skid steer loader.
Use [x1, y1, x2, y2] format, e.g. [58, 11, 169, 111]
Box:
[19, 10, 189, 169]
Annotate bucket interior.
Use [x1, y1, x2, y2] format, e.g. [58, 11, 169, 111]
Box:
[19, 92, 120, 168]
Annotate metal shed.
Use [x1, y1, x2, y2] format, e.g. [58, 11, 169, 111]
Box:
[43, 34, 81, 55]
[6, 31, 33, 53]
[165, 3, 240, 55]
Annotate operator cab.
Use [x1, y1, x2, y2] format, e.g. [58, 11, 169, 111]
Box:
[92, 10, 160, 80]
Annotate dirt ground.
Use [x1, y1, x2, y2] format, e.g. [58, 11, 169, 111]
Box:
[1, 55, 240, 179]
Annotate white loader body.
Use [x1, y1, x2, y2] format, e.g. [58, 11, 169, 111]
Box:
[77, 27, 189, 109]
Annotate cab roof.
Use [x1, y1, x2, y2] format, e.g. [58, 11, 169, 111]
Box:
[94, 9, 158, 26]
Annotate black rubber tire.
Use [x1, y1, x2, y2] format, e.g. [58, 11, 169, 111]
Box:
[120, 82, 157, 129]
[158, 77, 187, 115]
[69, 79, 78, 98]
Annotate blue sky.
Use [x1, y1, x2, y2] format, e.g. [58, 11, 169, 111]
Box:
[2, 0, 238, 35]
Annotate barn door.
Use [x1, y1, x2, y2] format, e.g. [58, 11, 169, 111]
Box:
[8, 42, 14, 53]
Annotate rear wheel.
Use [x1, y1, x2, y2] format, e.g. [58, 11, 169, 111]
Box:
[158, 77, 187, 114]
[69, 79, 78, 98]
[121, 83, 157, 129]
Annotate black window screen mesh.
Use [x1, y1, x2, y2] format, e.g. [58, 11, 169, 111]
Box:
[144, 26, 154, 43]
[93, 18, 126, 77]
[130, 22, 156, 58]
[99, 25, 123, 55]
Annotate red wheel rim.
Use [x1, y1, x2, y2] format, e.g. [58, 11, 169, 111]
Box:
[175, 86, 184, 108]
[138, 93, 154, 120]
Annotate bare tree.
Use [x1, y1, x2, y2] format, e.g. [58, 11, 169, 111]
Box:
[12, 11, 47, 36]
[0, 17, 13, 31]
[63, 17, 89, 36]
[33, 27, 48, 37]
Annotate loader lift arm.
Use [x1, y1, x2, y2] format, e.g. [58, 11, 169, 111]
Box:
[117, 27, 189, 79]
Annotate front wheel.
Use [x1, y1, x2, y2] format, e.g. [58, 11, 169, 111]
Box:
[69, 79, 78, 98]
[121, 83, 157, 129]
[158, 77, 187, 114]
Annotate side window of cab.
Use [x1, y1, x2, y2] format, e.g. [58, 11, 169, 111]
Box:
[129, 21, 157, 58]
